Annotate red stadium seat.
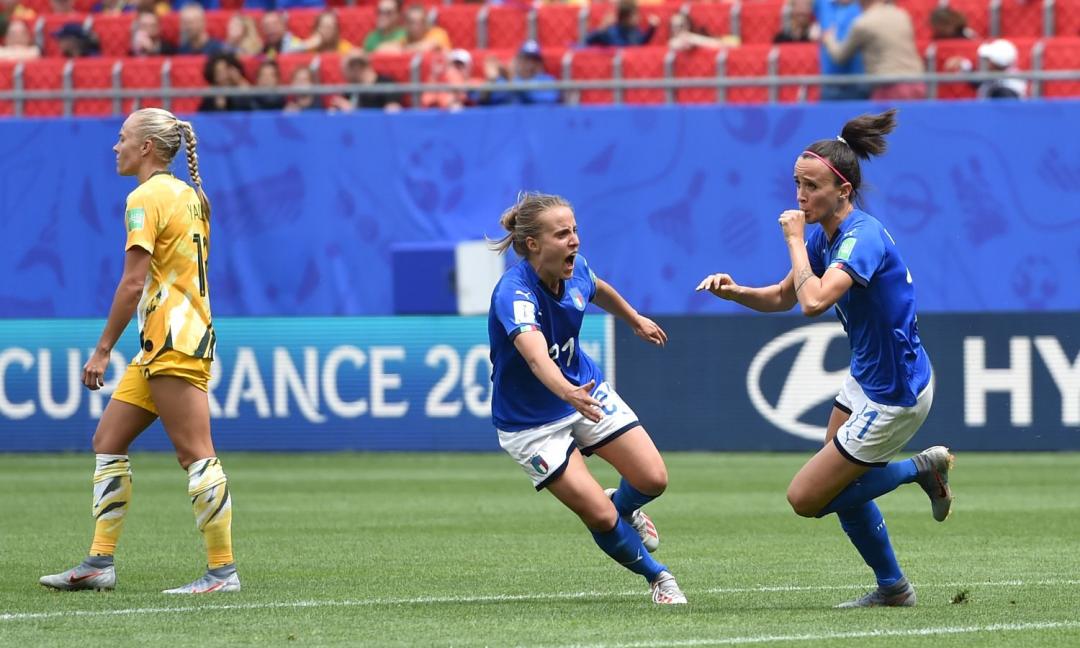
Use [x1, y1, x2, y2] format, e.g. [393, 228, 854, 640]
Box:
[724, 43, 771, 103]
[569, 48, 615, 104]
[160, 12, 180, 49]
[1040, 36, 1080, 96]
[91, 13, 135, 57]
[944, 0, 991, 38]
[997, 0, 1044, 38]
[775, 42, 819, 102]
[338, 7, 376, 47]
[434, 4, 480, 50]
[368, 51, 414, 82]
[287, 8, 321, 39]
[688, 3, 733, 41]
[484, 6, 528, 49]
[536, 4, 582, 49]
[619, 46, 668, 104]
[0, 61, 15, 117]
[540, 46, 567, 79]
[1054, 0, 1080, 36]
[316, 53, 345, 85]
[896, 0, 938, 42]
[220, 0, 244, 10]
[276, 51, 318, 84]
[38, 13, 88, 57]
[673, 46, 722, 104]
[21, 58, 68, 116]
[738, 0, 784, 45]
[168, 55, 207, 115]
[120, 56, 166, 113]
[926, 39, 980, 98]
[466, 48, 514, 80]
[72, 57, 121, 116]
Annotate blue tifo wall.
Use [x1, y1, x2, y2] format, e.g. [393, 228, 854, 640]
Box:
[1, 100, 1079, 317]
[0, 313, 1076, 452]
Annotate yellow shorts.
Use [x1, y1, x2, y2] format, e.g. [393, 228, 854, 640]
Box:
[112, 350, 212, 416]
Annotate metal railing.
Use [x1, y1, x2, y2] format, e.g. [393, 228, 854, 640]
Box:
[2, 69, 1079, 118]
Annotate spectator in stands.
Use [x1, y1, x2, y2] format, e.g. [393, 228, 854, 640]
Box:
[929, 7, 976, 40]
[421, 48, 472, 110]
[328, 49, 403, 112]
[199, 51, 253, 112]
[399, 4, 450, 53]
[251, 59, 286, 110]
[0, 0, 36, 39]
[299, 10, 353, 54]
[260, 11, 302, 57]
[131, 11, 177, 55]
[775, 0, 818, 43]
[948, 38, 1027, 99]
[668, 13, 740, 51]
[585, 0, 658, 47]
[476, 40, 560, 106]
[225, 14, 263, 56]
[822, 0, 926, 100]
[284, 66, 322, 112]
[814, 0, 868, 101]
[132, 0, 170, 17]
[55, 22, 101, 57]
[364, 0, 405, 53]
[178, 2, 226, 55]
[92, 0, 133, 14]
[0, 19, 38, 60]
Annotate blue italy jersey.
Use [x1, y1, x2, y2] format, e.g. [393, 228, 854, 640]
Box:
[807, 210, 932, 406]
[488, 256, 603, 431]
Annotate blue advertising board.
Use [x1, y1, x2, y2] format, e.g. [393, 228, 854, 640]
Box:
[615, 313, 1080, 452]
[0, 316, 613, 452]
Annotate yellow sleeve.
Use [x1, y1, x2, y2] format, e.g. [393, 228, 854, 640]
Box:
[124, 193, 161, 253]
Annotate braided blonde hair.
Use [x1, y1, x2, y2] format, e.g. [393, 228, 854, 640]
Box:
[130, 107, 211, 219]
[490, 192, 571, 257]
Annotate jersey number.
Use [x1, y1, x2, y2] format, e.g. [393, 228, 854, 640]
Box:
[856, 407, 879, 439]
[192, 233, 207, 297]
[548, 338, 575, 367]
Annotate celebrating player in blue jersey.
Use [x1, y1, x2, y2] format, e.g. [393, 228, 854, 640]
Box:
[697, 109, 954, 608]
[488, 192, 687, 605]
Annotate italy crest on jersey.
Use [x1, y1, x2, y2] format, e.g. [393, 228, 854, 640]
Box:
[569, 287, 586, 311]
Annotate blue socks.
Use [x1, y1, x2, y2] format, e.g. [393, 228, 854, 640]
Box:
[611, 479, 658, 519]
[591, 518, 666, 582]
[837, 501, 904, 587]
[817, 459, 918, 517]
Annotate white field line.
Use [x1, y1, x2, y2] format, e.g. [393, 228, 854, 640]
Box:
[2, 578, 1079, 623]
[543, 621, 1080, 648]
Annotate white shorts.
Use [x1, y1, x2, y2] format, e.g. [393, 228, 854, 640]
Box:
[497, 382, 641, 490]
[833, 373, 934, 467]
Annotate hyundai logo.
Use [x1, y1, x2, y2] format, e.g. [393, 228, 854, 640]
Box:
[746, 323, 848, 441]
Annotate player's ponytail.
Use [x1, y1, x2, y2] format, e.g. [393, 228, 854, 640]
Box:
[801, 108, 898, 208]
[489, 192, 571, 257]
[177, 119, 211, 220]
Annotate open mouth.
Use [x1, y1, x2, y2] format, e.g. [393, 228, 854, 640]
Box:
[564, 253, 576, 272]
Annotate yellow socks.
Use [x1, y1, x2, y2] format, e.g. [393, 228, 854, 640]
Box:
[187, 457, 234, 569]
[89, 454, 132, 557]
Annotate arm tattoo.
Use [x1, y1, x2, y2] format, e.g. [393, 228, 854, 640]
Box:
[794, 266, 814, 294]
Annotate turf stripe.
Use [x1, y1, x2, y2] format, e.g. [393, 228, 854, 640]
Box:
[5, 578, 1080, 623]
[545, 621, 1080, 647]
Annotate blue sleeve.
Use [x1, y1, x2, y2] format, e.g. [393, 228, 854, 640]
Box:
[806, 230, 826, 277]
[831, 225, 885, 287]
[493, 279, 542, 340]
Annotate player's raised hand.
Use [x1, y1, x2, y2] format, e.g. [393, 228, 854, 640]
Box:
[564, 379, 603, 422]
[778, 209, 806, 241]
[632, 315, 667, 347]
[696, 273, 740, 300]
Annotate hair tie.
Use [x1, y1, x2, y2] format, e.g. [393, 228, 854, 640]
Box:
[836, 135, 848, 145]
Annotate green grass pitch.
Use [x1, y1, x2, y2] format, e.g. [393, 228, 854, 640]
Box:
[2, 452, 1079, 647]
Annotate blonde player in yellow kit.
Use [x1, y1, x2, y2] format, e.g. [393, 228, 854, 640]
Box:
[39, 108, 238, 594]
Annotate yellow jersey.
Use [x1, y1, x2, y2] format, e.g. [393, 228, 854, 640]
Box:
[124, 173, 215, 364]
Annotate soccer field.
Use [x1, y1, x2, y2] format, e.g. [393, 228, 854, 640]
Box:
[2, 452, 1079, 647]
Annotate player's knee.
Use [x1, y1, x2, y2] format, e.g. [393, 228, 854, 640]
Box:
[92, 429, 123, 455]
[636, 465, 668, 496]
[786, 487, 821, 518]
